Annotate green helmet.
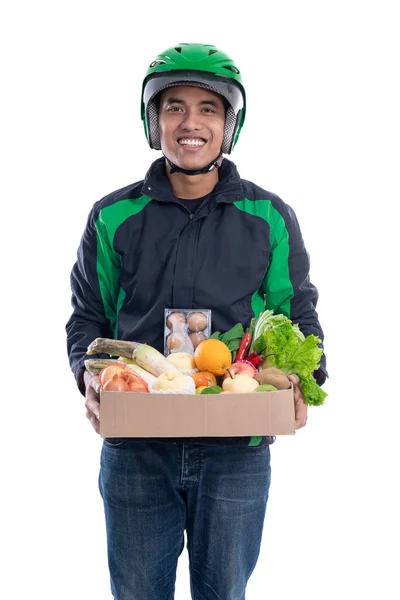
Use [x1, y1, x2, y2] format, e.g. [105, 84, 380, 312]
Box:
[141, 43, 246, 154]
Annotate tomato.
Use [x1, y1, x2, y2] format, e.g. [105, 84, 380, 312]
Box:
[99, 363, 126, 388]
[102, 369, 149, 393]
[192, 371, 217, 388]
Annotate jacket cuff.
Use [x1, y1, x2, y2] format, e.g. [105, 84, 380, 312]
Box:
[313, 365, 328, 386]
[74, 363, 87, 397]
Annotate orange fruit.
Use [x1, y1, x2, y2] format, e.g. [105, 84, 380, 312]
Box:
[192, 371, 217, 388]
[194, 339, 232, 376]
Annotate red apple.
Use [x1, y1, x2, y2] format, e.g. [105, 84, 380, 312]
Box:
[222, 360, 257, 381]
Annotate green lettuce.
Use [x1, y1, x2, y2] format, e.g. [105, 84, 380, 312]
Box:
[298, 374, 327, 407]
[252, 310, 327, 406]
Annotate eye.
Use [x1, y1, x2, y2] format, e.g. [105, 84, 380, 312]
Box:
[166, 105, 183, 113]
[201, 107, 215, 113]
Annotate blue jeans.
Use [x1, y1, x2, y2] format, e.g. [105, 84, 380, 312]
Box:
[99, 440, 271, 600]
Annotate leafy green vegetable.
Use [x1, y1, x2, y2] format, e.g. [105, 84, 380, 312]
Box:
[255, 322, 322, 376]
[252, 310, 327, 406]
[210, 323, 245, 361]
[248, 317, 256, 339]
[219, 322, 244, 344]
[200, 385, 223, 394]
[298, 375, 327, 406]
[252, 310, 288, 344]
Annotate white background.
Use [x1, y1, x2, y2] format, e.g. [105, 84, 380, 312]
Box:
[1, 1, 399, 599]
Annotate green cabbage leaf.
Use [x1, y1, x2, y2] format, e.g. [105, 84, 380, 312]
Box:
[251, 310, 328, 406]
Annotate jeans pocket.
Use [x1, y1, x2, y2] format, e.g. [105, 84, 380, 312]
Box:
[103, 438, 126, 448]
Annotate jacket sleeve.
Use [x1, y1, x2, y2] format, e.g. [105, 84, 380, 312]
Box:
[262, 202, 328, 384]
[66, 206, 120, 395]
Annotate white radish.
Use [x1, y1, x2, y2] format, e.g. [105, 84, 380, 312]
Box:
[125, 362, 157, 385]
[133, 344, 180, 377]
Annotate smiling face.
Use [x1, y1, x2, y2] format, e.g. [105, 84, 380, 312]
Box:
[158, 85, 226, 172]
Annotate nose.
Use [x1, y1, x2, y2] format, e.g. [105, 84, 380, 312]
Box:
[180, 107, 201, 131]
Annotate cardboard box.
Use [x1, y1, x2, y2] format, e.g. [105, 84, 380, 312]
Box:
[100, 387, 295, 437]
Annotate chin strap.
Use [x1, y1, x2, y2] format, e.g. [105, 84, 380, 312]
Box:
[166, 152, 223, 176]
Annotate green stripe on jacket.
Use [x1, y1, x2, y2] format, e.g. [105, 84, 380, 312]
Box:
[95, 195, 152, 336]
[234, 198, 294, 449]
[233, 198, 294, 319]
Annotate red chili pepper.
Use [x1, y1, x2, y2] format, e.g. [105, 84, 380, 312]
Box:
[249, 355, 265, 367]
[246, 346, 267, 363]
[234, 332, 252, 362]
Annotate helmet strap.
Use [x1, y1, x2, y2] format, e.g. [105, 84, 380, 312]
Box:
[166, 152, 223, 176]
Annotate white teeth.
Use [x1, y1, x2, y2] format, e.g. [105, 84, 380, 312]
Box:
[178, 139, 205, 146]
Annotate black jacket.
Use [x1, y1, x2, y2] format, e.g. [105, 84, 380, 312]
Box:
[66, 157, 327, 446]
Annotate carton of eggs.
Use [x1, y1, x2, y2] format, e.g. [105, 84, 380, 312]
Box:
[164, 309, 211, 356]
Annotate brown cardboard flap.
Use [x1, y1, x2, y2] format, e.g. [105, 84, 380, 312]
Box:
[100, 388, 295, 437]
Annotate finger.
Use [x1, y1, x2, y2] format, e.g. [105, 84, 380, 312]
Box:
[86, 409, 101, 434]
[287, 374, 301, 401]
[291, 383, 300, 403]
[295, 412, 307, 429]
[86, 383, 100, 403]
[295, 404, 308, 429]
[90, 415, 101, 434]
[88, 374, 101, 394]
[85, 393, 100, 421]
[288, 373, 300, 386]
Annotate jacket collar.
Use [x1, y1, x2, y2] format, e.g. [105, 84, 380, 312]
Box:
[141, 157, 244, 204]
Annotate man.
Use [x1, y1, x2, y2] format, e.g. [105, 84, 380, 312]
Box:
[66, 43, 327, 600]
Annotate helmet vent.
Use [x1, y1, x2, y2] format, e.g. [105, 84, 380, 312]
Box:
[150, 60, 166, 68]
[224, 65, 240, 74]
[208, 49, 218, 56]
[174, 47, 182, 53]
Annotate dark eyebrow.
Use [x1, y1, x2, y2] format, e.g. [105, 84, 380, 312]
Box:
[198, 99, 220, 108]
[164, 97, 221, 108]
[164, 97, 184, 105]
